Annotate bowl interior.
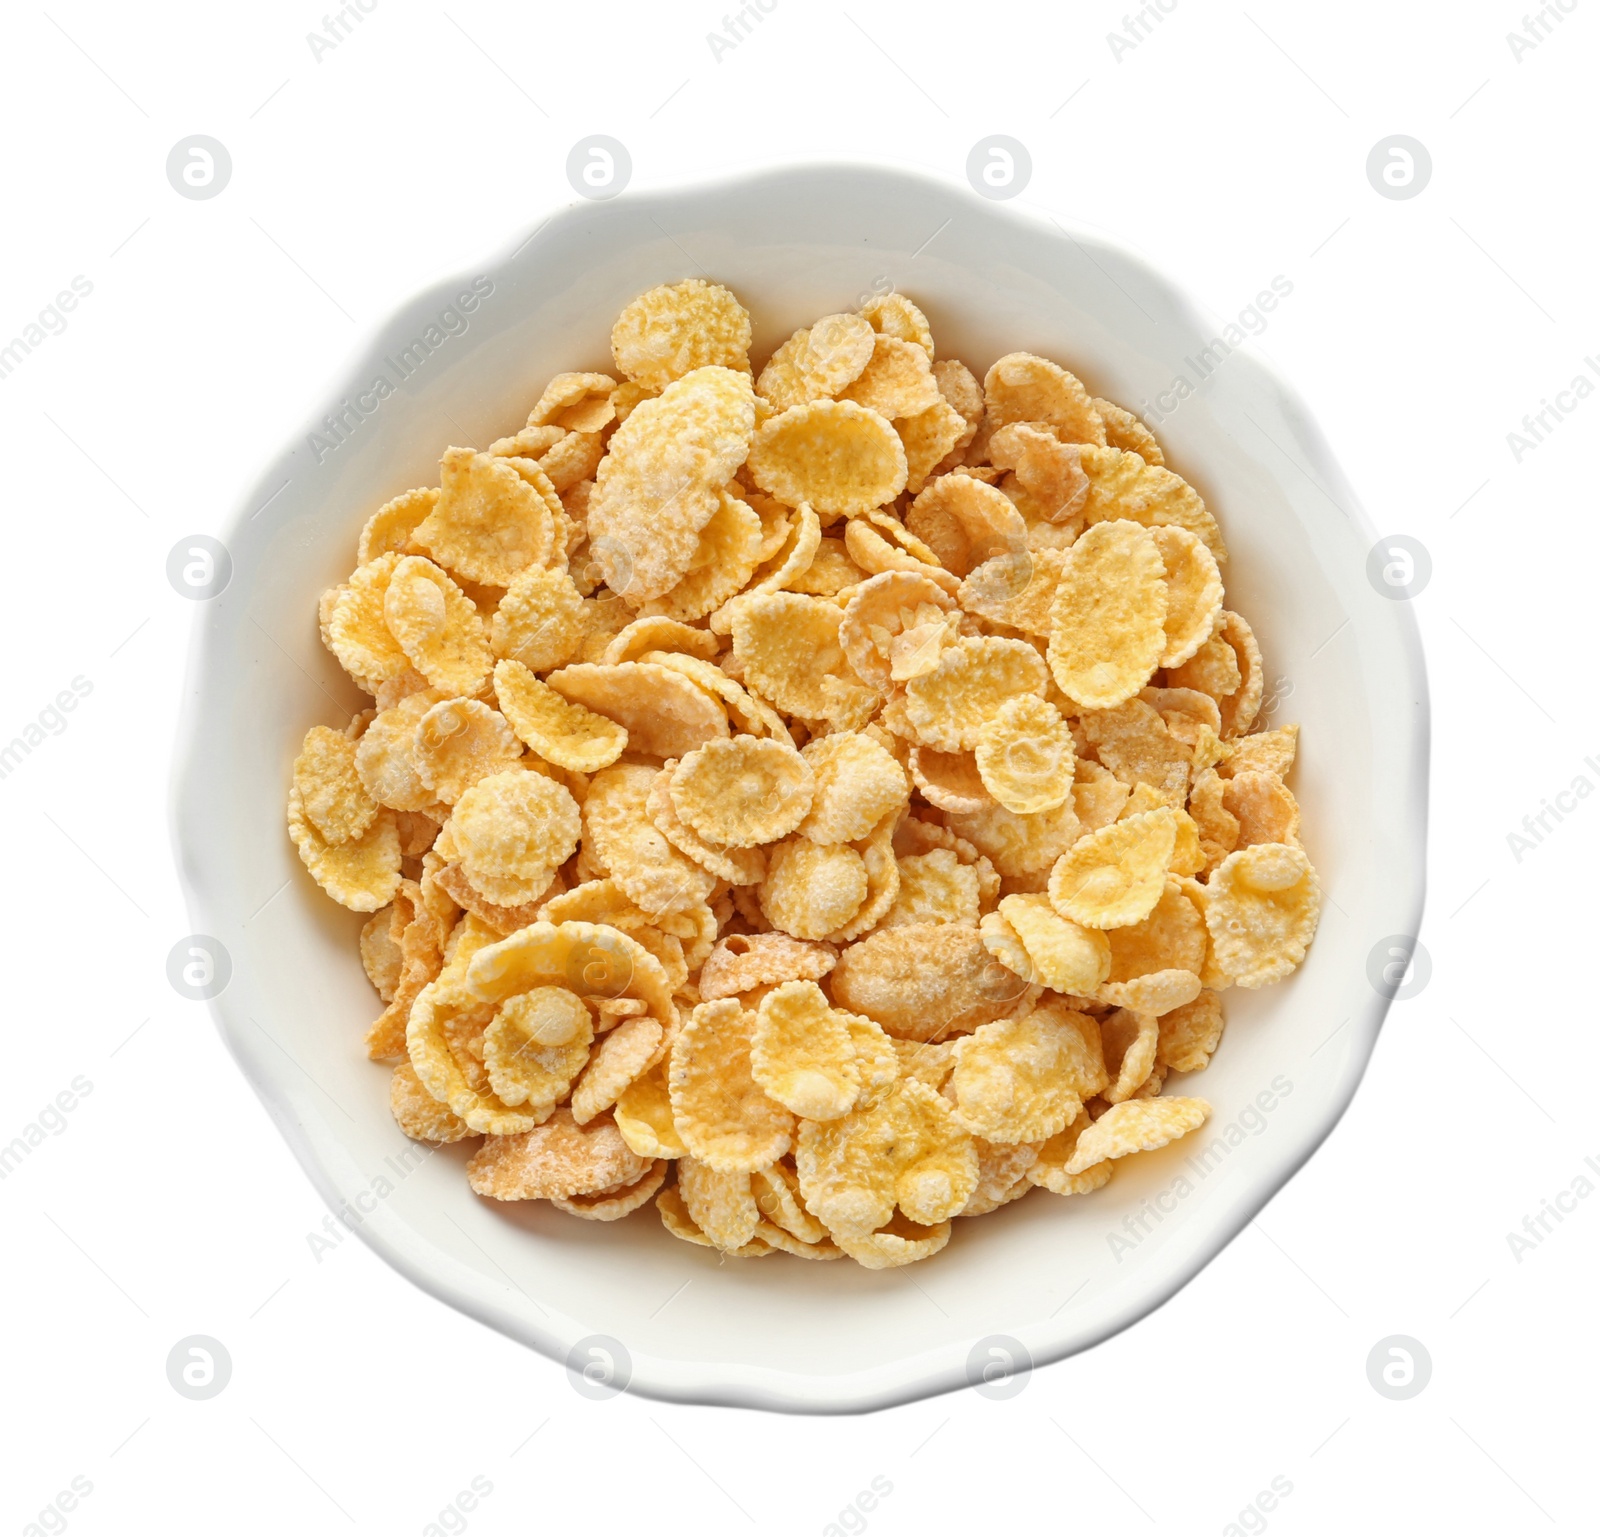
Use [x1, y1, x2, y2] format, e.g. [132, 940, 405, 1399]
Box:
[175, 163, 1426, 1412]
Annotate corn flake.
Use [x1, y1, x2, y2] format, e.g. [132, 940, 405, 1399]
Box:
[746, 400, 907, 517]
[1048, 808, 1177, 929]
[1047, 519, 1167, 710]
[975, 694, 1074, 814]
[1062, 1095, 1210, 1175]
[669, 998, 794, 1171]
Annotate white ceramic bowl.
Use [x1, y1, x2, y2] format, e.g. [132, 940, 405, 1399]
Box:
[173, 162, 1427, 1413]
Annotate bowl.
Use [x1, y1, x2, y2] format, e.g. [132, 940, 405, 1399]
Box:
[172, 161, 1428, 1413]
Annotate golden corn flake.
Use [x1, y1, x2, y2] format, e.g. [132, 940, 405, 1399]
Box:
[670, 736, 814, 848]
[1095, 398, 1165, 464]
[414, 447, 557, 587]
[750, 981, 861, 1120]
[974, 694, 1074, 814]
[413, 699, 522, 803]
[677, 1156, 762, 1250]
[390, 1059, 475, 1143]
[527, 370, 618, 433]
[587, 366, 756, 601]
[731, 591, 877, 723]
[449, 767, 579, 899]
[997, 894, 1110, 995]
[359, 486, 436, 565]
[699, 933, 838, 1000]
[601, 616, 720, 667]
[756, 312, 875, 409]
[989, 423, 1090, 526]
[381, 555, 493, 696]
[611, 279, 752, 390]
[1047, 519, 1167, 710]
[546, 660, 729, 759]
[897, 398, 971, 493]
[467, 1109, 651, 1199]
[984, 352, 1106, 445]
[946, 796, 1080, 878]
[838, 334, 942, 419]
[908, 745, 990, 814]
[949, 1005, 1089, 1143]
[880, 848, 981, 928]
[1099, 1007, 1161, 1102]
[830, 922, 1014, 1042]
[861, 292, 934, 358]
[640, 650, 792, 744]
[799, 1076, 977, 1236]
[669, 998, 794, 1171]
[644, 764, 763, 885]
[1157, 989, 1225, 1074]
[483, 986, 594, 1108]
[1150, 525, 1223, 669]
[906, 473, 1028, 578]
[327, 553, 410, 689]
[490, 562, 585, 671]
[639, 486, 764, 623]
[904, 637, 1048, 751]
[571, 1014, 664, 1124]
[613, 1063, 686, 1159]
[1048, 808, 1177, 929]
[759, 839, 868, 941]
[838, 570, 959, 691]
[1219, 723, 1298, 780]
[294, 724, 379, 845]
[1029, 1109, 1114, 1196]
[583, 763, 718, 917]
[288, 785, 400, 911]
[1223, 770, 1301, 848]
[746, 399, 908, 517]
[1061, 1095, 1210, 1175]
[551, 1159, 669, 1221]
[1078, 444, 1226, 563]
[1205, 842, 1320, 987]
[492, 659, 627, 772]
[1080, 699, 1191, 810]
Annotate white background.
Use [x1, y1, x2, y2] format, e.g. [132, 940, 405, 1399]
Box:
[2, 1, 1594, 1532]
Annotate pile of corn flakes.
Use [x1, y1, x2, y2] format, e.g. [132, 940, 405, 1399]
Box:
[289, 280, 1320, 1269]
